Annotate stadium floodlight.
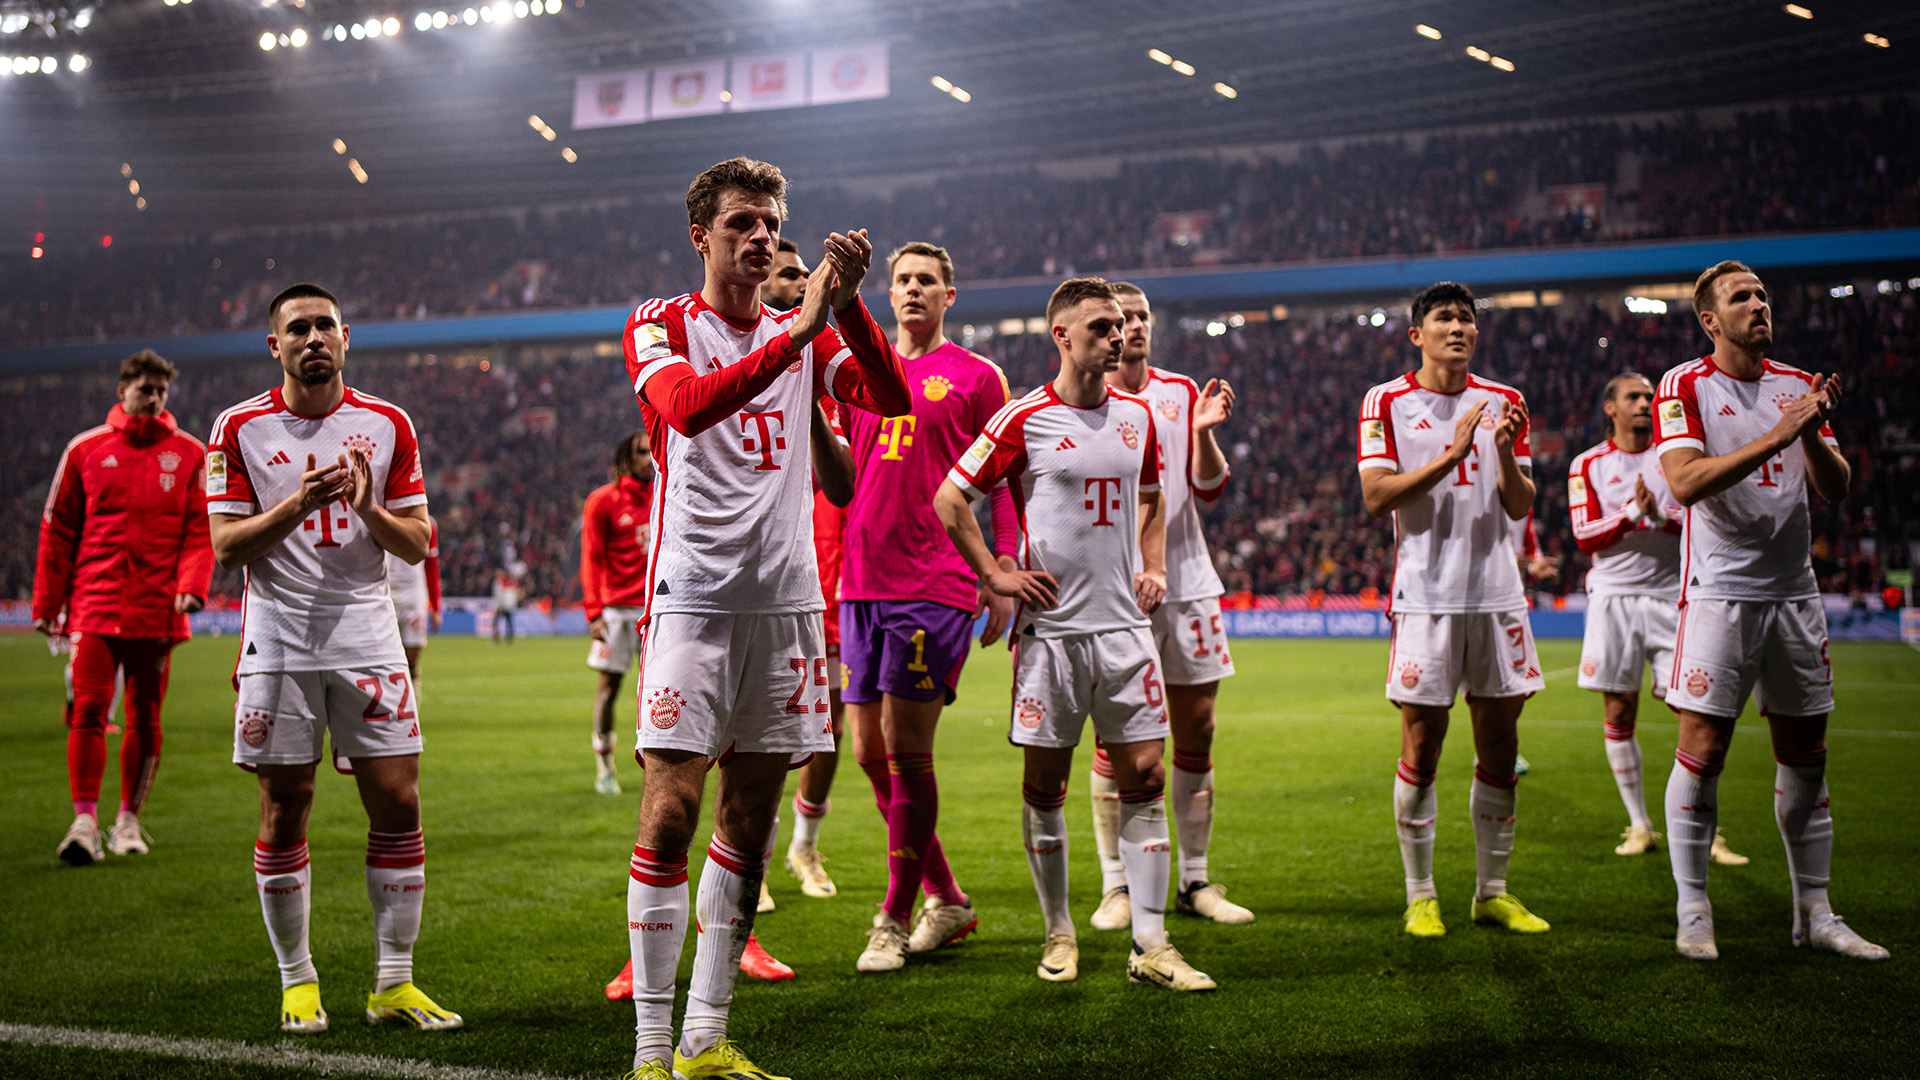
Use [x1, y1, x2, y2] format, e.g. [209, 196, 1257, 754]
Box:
[463, 8, 477, 24]
[560, 146, 577, 163]
[290, 28, 306, 47]
[1784, 4, 1811, 18]
[433, 10, 448, 28]
[1148, 49, 1171, 64]
[544, 0, 559, 12]
[416, 12, 431, 30]
[74, 7, 93, 29]
[1416, 24, 1441, 39]
[67, 53, 86, 71]
[350, 22, 365, 38]
[332, 138, 347, 153]
[41, 53, 54, 70]
[1623, 296, 1668, 314]
[383, 16, 400, 35]
[1205, 321, 1227, 336]
[1170, 59, 1195, 75]
[1465, 45, 1490, 61]
[1213, 82, 1236, 98]
[363, 18, 380, 37]
[348, 158, 369, 183]
[128, 179, 139, 195]
[136, 196, 146, 209]
[278, 34, 289, 47]
[120, 162, 132, 177]
[950, 87, 970, 102]
[513, 0, 528, 16]
[1864, 33, 1889, 47]
[930, 75, 952, 91]
[163, 0, 177, 6]
[1489, 56, 1514, 71]
[31, 246, 43, 258]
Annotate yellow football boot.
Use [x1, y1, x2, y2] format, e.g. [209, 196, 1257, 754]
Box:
[279, 982, 327, 1034]
[364, 982, 464, 1031]
[1403, 897, 1446, 938]
[1471, 894, 1551, 933]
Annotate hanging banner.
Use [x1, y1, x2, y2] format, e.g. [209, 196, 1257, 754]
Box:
[650, 61, 728, 120]
[809, 42, 889, 105]
[729, 51, 808, 113]
[571, 68, 649, 130]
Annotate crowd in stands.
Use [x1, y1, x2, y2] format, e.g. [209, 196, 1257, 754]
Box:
[5, 97, 1916, 348]
[6, 289, 1911, 610]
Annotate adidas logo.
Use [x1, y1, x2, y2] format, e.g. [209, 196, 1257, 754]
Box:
[655, 580, 672, 595]
[101, 455, 119, 467]
[1607, 475, 1624, 484]
[1055, 437, 1076, 451]
[268, 450, 293, 465]
[916, 676, 935, 691]
[246, 642, 258, 655]
[1718, 404, 1737, 416]
[1413, 418, 1433, 430]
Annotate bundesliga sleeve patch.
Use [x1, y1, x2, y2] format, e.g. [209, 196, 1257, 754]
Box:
[205, 451, 228, 496]
[632, 321, 673, 362]
[1360, 418, 1387, 458]
[1568, 474, 1587, 504]
[1659, 399, 1688, 438]
[960, 432, 994, 475]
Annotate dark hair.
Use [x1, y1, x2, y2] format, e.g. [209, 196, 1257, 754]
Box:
[1692, 259, 1755, 320]
[268, 283, 341, 330]
[1046, 277, 1119, 324]
[888, 241, 955, 285]
[1410, 281, 1476, 325]
[613, 429, 650, 479]
[1110, 281, 1146, 298]
[686, 157, 789, 231]
[118, 349, 176, 385]
[1601, 371, 1652, 437]
[776, 237, 798, 254]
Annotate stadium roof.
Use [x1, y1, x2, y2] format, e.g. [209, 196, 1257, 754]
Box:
[4, 0, 1918, 240]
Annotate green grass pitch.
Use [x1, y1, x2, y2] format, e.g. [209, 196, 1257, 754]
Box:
[1, 634, 1915, 1079]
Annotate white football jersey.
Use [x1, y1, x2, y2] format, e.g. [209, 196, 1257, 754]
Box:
[1568, 439, 1681, 598]
[1356, 372, 1530, 614]
[1137, 369, 1227, 603]
[207, 387, 427, 673]
[950, 384, 1162, 638]
[387, 518, 436, 610]
[1654, 356, 1837, 602]
[623, 293, 859, 620]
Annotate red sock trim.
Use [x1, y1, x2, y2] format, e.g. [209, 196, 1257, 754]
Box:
[1773, 747, 1827, 768]
[1118, 788, 1165, 805]
[1022, 782, 1067, 811]
[1603, 722, 1635, 741]
[793, 793, 829, 818]
[1473, 767, 1518, 789]
[630, 843, 689, 886]
[365, 829, 425, 869]
[1395, 759, 1435, 787]
[254, 839, 310, 875]
[1090, 749, 1114, 779]
[1674, 748, 1723, 778]
[1171, 750, 1212, 774]
[705, 835, 763, 877]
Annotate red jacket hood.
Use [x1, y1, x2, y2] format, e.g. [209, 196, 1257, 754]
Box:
[107, 404, 180, 446]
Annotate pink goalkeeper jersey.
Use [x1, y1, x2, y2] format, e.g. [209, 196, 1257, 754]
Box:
[842, 341, 1011, 613]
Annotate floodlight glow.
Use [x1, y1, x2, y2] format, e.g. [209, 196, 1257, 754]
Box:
[463, 8, 477, 23]
[290, 28, 306, 47]
[950, 87, 970, 102]
[433, 10, 448, 27]
[128, 180, 139, 195]
[1785, 4, 1811, 18]
[930, 75, 952, 91]
[544, 0, 559, 12]
[348, 158, 369, 183]
[164, 0, 177, 6]
[136, 197, 146, 209]
[561, 146, 577, 162]
[1465, 46, 1489, 61]
[1148, 49, 1171, 64]
[350, 22, 365, 38]
[1489, 56, 1514, 71]
[1416, 24, 1441, 39]
[31, 246, 42, 259]
[120, 163, 132, 177]
[1170, 59, 1194, 75]
[41, 54, 54, 70]
[363, 18, 380, 37]
[416, 12, 431, 29]
[278, 34, 289, 47]
[1865, 33, 1889, 47]
[513, 0, 527, 16]
[1213, 82, 1236, 98]
[332, 138, 347, 153]
[1205, 321, 1226, 337]
[480, 4, 492, 19]
[68, 53, 86, 71]
[1623, 296, 1667, 314]
[74, 7, 93, 29]
[22, 55, 36, 71]
[382, 17, 399, 35]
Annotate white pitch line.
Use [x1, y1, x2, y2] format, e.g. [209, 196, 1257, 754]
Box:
[1231, 713, 1919, 739]
[0, 1022, 582, 1080]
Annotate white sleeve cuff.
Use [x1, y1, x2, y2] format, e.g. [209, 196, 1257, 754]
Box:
[387, 493, 429, 510]
[633, 356, 690, 394]
[1659, 437, 1705, 454]
[1356, 457, 1399, 474]
[207, 500, 254, 517]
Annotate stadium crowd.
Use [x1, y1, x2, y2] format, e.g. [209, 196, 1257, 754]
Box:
[4, 98, 1916, 348]
[5, 287, 1911, 607]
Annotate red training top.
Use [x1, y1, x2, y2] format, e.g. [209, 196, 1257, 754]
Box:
[580, 473, 654, 621]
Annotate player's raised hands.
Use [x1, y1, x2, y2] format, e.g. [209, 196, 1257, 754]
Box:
[1808, 372, 1842, 423]
[787, 258, 839, 346]
[296, 452, 351, 513]
[822, 229, 873, 310]
[1133, 568, 1167, 615]
[343, 446, 377, 517]
[1768, 377, 1834, 448]
[1493, 397, 1528, 455]
[986, 564, 1059, 609]
[1632, 474, 1662, 521]
[1448, 401, 1488, 463]
[1195, 378, 1235, 431]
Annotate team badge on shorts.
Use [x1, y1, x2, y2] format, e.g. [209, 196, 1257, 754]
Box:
[1016, 696, 1046, 730]
[1118, 422, 1140, 449]
[1683, 668, 1713, 697]
[1581, 658, 1598, 678]
[646, 689, 687, 730]
[1399, 662, 1422, 690]
[239, 709, 271, 748]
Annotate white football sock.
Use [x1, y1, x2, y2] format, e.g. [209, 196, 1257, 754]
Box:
[680, 835, 761, 1058]
[1168, 750, 1214, 890]
[1604, 724, 1652, 831]
[1470, 769, 1518, 901]
[1089, 752, 1125, 893]
[1392, 761, 1437, 904]
[791, 794, 827, 852]
[365, 830, 426, 992]
[254, 840, 317, 989]
[592, 732, 615, 759]
[1665, 751, 1719, 907]
[1118, 791, 1171, 950]
[628, 845, 689, 1071]
[1022, 786, 1073, 938]
[1774, 759, 1833, 917]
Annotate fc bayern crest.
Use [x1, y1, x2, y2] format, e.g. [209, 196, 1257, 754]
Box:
[1158, 398, 1180, 421]
[1399, 662, 1422, 689]
[343, 433, 378, 455]
[1016, 697, 1045, 729]
[239, 710, 271, 748]
[1684, 668, 1713, 697]
[648, 689, 687, 730]
[1117, 422, 1139, 449]
[157, 451, 181, 472]
[596, 79, 626, 118]
[1581, 658, 1598, 678]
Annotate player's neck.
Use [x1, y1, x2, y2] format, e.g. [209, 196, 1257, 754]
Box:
[1711, 341, 1765, 379]
[894, 322, 947, 360]
[1108, 358, 1151, 394]
[1414, 357, 1469, 394]
[1614, 428, 1652, 454]
[700, 277, 764, 325]
[282, 374, 344, 417]
[1052, 362, 1109, 408]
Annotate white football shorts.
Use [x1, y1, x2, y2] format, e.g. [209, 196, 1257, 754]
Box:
[1578, 593, 1679, 697]
[587, 605, 644, 675]
[1151, 596, 1238, 687]
[1670, 597, 1833, 719]
[636, 611, 835, 760]
[233, 664, 423, 767]
[1009, 626, 1169, 749]
[393, 600, 430, 650]
[1387, 609, 1545, 707]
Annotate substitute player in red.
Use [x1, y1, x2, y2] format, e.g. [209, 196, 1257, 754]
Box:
[619, 158, 909, 1080]
[1358, 281, 1549, 939]
[1570, 373, 1748, 864]
[840, 241, 1020, 972]
[584, 429, 654, 796]
[937, 277, 1215, 992]
[35, 349, 213, 865]
[207, 283, 461, 1034]
[1087, 282, 1249, 930]
[1654, 260, 1885, 961]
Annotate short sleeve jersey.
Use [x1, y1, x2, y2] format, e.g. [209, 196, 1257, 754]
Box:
[1140, 368, 1227, 603]
[842, 342, 1011, 613]
[1356, 372, 1529, 614]
[1568, 440, 1681, 597]
[207, 387, 427, 673]
[622, 293, 858, 619]
[1654, 356, 1836, 602]
[948, 384, 1162, 638]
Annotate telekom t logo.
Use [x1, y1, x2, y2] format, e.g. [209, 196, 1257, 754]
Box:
[1447, 444, 1481, 487]
[1755, 456, 1786, 487]
[303, 509, 351, 548]
[879, 415, 918, 460]
[740, 410, 787, 471]
[1084, 477, 1122, 526]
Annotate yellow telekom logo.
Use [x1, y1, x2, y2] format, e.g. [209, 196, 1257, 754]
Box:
[879, 415, 918, 460]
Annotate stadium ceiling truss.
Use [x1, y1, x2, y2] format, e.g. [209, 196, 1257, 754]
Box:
[2, 0, 1917, 234]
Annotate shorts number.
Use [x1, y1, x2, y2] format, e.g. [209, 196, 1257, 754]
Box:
[1188, 614, 1225, 659]
[1143, 661, 1164, 707]
[355, 672, 416, 722]
[1506, 625, 1529, 667]
[787, 657, 830, 715]
[906, 630, 928, 672]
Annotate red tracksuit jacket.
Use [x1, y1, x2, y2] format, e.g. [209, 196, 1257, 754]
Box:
[33, 405, 215, 640]
[580, 475, 653, 622]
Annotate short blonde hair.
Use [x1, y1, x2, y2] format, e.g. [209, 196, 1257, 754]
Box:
[887, 241, 954, 285]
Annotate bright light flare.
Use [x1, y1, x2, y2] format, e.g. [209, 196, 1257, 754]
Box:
[1148, 49, 1171, 64]
[1465, 45, 1489, 61]
[289, 28, 306, 47]
[67, 54, 87, 71]
[1170, 59, 1195, 75]
[930, 75, 952, 91]
[1213, 82, 1237, 98]
[1489, 56, 1514, 71]
[128, 180, 139, 195]
[560, 146, 577, 163]
[382, 16, 399, 35]
[1864, 33, 1889, 47]
[1785, 4, 1812, 18]
[1416, 24, 1441, 39]
[259, 32, 275, 50]
[348, 158, 369, 183]
[332, 138, 347, 154]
